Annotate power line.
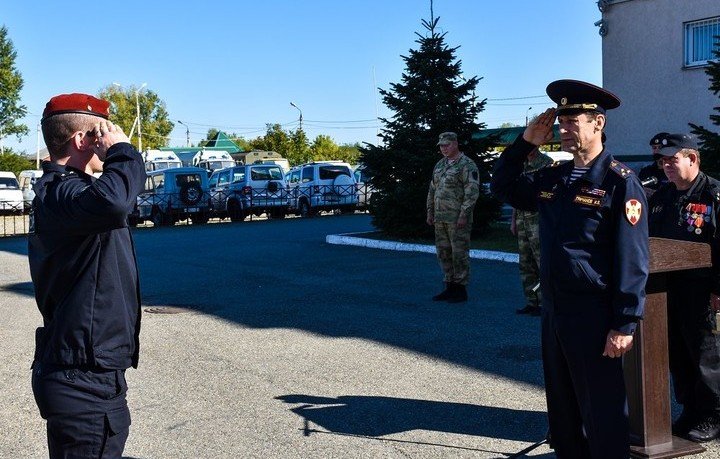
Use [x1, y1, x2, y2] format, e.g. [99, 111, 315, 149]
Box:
[486, 95, 548, 101]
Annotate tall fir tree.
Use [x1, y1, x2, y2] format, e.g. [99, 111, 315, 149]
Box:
[0, 25, 29, 143]
[690, 38, 720, 177]
[360, 15, 499, 238]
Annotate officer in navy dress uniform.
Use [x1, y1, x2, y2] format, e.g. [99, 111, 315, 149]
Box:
[29, 93, 146, 458]
[491, 80, 649, 458]
[647, 133, 720, 442]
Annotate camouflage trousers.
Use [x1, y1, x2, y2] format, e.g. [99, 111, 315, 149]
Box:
[434, 221, 471, 285]
[516, 217, 541, 307]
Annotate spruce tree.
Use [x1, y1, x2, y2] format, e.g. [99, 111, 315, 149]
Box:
[690, 38, 720, 177]
[360, 15, 499, 238]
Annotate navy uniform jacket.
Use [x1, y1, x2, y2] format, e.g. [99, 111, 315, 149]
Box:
[29, 143, 146, 369]
[649, 172, 720, 293]
[491, 136, 649, 334]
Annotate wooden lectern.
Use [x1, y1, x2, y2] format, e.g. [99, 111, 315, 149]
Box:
[624, 237, 711, 458]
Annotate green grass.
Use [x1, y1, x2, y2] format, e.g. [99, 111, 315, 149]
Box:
[355, 222, 519, 253]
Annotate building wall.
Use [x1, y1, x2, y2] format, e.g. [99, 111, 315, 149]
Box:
[602, 0, 719, 156]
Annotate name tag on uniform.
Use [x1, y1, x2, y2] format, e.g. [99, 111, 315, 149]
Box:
[573, 194, 603, 207]
[539, 191, 555, 200]
[580, 187, 606, 197]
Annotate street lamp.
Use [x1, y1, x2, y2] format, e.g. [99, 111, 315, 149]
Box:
[113, 82, 147, 151]
[177, 120, 190, 147]
[289, 102, 303, 131]
[525, 107, 533, 126]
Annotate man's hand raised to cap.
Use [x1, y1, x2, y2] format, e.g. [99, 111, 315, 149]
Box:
[91, 121, 130, 160]
[522, 108, 556, 146]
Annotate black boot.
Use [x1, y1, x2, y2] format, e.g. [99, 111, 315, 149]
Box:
[447, 284, 467, 303]
[432, 283, 453, 301]
[687, 413, 720, 442]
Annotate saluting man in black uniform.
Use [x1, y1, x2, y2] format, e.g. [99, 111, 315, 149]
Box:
[648, 133, 720, 442]
[29, 93, 146, 458]
[491, 80, 649, 458]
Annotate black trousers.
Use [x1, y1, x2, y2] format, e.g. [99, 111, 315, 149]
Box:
[541, 309, 630, 459]
[31, 363, 131, 459]
[667, 280, 720, 416]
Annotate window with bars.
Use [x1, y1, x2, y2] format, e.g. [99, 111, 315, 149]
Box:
[685, 17, 720, 67]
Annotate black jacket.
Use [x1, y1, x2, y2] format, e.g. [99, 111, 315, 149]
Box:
[29, 143, 146, 369]
[491, 135, 649, 334]
[648, 171, 720, 294]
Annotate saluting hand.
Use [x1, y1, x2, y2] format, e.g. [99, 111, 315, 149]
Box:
[602, 329, 634, 358]
[522, 108, 556, 146]
[91, 121, 131, 161]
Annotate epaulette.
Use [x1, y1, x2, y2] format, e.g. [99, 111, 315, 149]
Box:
[609, 160, 634, 179]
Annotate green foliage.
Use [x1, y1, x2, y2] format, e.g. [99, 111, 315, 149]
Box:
[691, 38, 720, 178]
[97, 85, 174, 150]
[0, 26, 29, 142]
[0, 151, 34, 176]
[360, 16, 500, 238]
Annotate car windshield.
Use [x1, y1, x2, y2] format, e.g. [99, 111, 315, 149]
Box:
[250, 166, 283, 181]
[0, 177, 20, 189]
[319, 166, 351, 180]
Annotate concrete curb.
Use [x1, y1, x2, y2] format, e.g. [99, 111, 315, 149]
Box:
[326, 232, 519, 263]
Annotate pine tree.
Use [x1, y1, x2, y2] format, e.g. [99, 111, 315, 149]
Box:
[690, 38, 720, 177]
[360, 15, 499, 238]
[0, 25, 29, 143]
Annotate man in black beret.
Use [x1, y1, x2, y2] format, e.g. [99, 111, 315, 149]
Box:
[648, 133, 720, 442]
[638, 132, 670, 190]
[29, 93, 146, 458]
[491, 80, 649, 458]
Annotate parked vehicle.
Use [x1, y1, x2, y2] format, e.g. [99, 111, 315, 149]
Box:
[143, 150, 183, 171]
[192, 150, 235, 174]
[353, 165, 374, 210]
[287, 161, 358, 217]
[18, 169, 43, 210]
[209, 164, 289, 221]
[130, 167, 211, 227]
[234, 151, 290, 174]
[0, 171, 24, 214]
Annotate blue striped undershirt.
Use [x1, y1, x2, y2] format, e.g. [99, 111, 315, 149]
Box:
[567, 166, 590, 185]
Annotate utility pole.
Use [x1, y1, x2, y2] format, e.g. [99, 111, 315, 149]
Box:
[136, 83, 147, 152]
[177, 120, 190, 147]
[290, 102, 303, 131]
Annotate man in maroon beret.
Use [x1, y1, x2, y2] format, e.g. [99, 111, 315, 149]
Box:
[29, 93, 146, 458]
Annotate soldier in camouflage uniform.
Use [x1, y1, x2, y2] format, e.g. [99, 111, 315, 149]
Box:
[426, 132, 480, 303]
[512, 148, 554, 316]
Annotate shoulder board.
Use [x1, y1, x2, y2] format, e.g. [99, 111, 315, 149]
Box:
[706, 181, 720, 202]
[609, 160, 634, 179]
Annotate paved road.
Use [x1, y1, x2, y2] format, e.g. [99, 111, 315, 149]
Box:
[1, 214, 717, 458]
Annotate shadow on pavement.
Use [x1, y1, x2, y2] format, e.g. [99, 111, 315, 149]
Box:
[276, 393, 546, 440]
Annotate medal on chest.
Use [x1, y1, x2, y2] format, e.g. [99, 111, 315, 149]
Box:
[682, 202, 712, 235]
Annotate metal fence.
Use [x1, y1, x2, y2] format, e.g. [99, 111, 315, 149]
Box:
[4, 185, 374, 236]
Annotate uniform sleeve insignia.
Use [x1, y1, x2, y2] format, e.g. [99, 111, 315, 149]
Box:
[625, 199, 642, 225]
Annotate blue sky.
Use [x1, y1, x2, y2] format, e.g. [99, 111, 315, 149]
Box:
[2, 0, 603, 154]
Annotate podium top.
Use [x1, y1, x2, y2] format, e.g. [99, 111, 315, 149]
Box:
[649, 237, 712, 274]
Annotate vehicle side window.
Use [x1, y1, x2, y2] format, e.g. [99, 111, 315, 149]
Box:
[151, 175, 164, 191]
[354, 170, 362, 182]
[232, 170, 245, 183]
[209, 174, 219, 189]
[301, 167, 314, 183]
[290, 170, 300, 184]
[218, 170, 231, 186]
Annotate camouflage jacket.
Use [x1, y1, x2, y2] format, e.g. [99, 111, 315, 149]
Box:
[516, 152, 554, 226]
[427, 153, 480, 223]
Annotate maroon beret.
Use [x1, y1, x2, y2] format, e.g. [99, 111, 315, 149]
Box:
[42, 93, 110, 121]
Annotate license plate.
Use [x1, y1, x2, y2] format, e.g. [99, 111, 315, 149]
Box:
[187, 207, 199, 213]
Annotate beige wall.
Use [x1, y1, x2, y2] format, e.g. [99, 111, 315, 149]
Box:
[602, 0, 719, 156]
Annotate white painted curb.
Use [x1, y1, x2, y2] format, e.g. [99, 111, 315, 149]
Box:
[326, 232, 519, 264]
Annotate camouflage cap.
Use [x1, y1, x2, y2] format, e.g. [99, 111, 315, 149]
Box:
[437, 132, 458, 146]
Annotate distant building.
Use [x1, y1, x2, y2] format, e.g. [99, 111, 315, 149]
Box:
[601, 0, 720, 156]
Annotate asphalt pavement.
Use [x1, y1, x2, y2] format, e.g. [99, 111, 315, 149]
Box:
[1, 214, 717, 458]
